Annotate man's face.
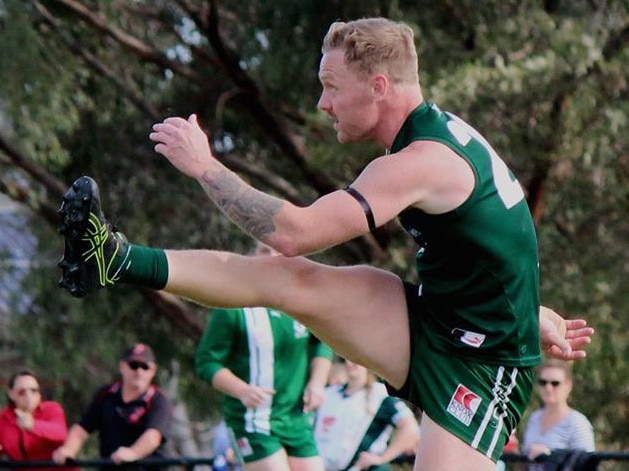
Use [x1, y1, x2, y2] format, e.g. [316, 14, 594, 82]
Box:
[317, 49, 379, 144]
[119, 360, 156, 392]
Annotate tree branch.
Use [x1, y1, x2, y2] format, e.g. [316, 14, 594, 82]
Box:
[32, 0, 161, 121]
[50, 0, 206, 85]
[527, 20, 629, 220]
[178, 0, 340, 196]
[0, 132, 67, 197]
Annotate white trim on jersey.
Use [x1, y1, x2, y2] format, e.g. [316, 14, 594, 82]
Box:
[243, 307, 274, 435]
[471, 366, 519, 458]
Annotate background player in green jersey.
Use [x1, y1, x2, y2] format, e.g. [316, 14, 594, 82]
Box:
[195, 243, 332, 471]
[58, 17, 594, 471]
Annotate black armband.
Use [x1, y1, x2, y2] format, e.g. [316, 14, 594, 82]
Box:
[344, 187, 376, 233]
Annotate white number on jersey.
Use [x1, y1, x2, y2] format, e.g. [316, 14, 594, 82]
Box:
[446, 116, 525, 209]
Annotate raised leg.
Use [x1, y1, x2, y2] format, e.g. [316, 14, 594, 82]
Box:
[57, 176, 411, 386]
[165, 249, 411, 388]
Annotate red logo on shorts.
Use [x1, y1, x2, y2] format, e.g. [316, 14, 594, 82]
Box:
[446, 384, 482, 426]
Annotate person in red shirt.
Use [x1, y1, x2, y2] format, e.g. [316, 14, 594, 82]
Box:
[0, 369, 75, 471]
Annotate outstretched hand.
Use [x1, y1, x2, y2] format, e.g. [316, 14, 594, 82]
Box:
[149, 114, 215, 179]
[539, 306, 594, 361]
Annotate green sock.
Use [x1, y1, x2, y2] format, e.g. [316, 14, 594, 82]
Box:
[116, 244, 168, 290]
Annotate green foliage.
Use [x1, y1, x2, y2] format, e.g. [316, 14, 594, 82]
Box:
[0, 0, 628, 454]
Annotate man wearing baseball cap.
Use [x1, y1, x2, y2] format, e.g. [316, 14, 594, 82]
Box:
[53, 343, 173, 471]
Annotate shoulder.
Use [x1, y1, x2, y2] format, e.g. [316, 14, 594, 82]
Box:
[351, 141, 468, 218]
[39, 401, 64, 412]
[371, 381, 389, 397]
[370, 140, 459, 173]
[150, 387, 173, 408]
[152, 386, 169, 399]
[382, 396, 413, 417]
[205, 308, 243, 332]
[567, 410, 594, 427]
[525, 409, 544, 424]
[0, 406, 12, 420]
[90, 383, 119, 403]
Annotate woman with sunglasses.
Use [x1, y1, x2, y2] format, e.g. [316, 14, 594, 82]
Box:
[521, 359, 594, 464]
[0, 369, 76, 471]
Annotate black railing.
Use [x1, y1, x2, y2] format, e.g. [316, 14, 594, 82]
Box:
[397, 451, 629, 470]
[1, 452, 629, 470]
[501, 451, 629, 470]
[0, 457, 216, 471]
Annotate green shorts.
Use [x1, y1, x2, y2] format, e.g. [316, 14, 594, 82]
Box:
[388, 283, 535, 462]
[226, 413, 319, 463]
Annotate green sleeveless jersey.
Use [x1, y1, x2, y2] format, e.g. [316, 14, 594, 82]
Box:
[195, 307, 333, 433]
[392, 102, 541, 366]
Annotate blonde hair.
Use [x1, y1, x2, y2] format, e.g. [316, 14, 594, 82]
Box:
[321, 17, 419, 85]
[539, 359, 573, 381]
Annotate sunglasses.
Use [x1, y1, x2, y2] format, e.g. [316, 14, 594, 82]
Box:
[16, 387, 40, 397]
[128, 361, 151, 371]
[538, 379, 561, 387]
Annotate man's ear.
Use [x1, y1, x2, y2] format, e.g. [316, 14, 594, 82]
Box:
[372, 75, 388, 100]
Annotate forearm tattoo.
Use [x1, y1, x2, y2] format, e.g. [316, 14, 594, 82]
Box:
[200, 168, 283, 239]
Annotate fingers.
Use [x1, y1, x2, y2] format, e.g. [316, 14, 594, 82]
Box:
[151, 115, 198, 133]
[564, 327, 595, 340]
[543, 316, 594, 362]
[243, 386, 276, 407]
[545, 345, 569, 360]
[153, 142, 167, 155]
[150, 123, 180, 139]
[149, 117, 188, 141]
[547, 345, 587, 361]
[544, 329, 572, 355]
[568, 351, 587, 360]
[564, 319, 588, 329]
[149, 122, 185, 154]
[303, 396, 312, 413]
[567, 335, 592, 349]
[52, 449, 71, 465]
[162, 116, 189, 127]
[546, 342, 589, 361]
[557, 340, 572, 357]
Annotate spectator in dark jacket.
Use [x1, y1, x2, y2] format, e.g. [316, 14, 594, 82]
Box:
[52, 344, 173, 471]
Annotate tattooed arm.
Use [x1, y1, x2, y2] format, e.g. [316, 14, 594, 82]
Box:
[199, 166, 283, 241]
[149, 114, 442, 255]
[149, 115, 369, 255]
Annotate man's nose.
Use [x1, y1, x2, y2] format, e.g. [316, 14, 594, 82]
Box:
[317, 92, 330, 112]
